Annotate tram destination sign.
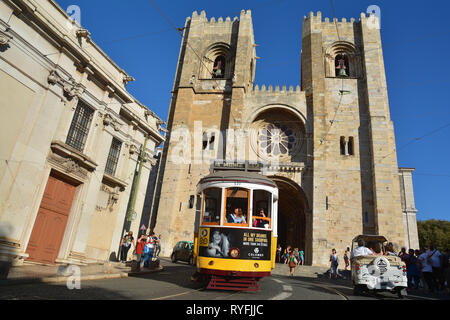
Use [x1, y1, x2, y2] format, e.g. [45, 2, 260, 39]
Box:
[199, 227, 271, 260]
[212, 161, 262, 172]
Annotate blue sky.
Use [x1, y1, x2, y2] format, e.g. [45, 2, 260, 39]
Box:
[54, 0, 450, 222]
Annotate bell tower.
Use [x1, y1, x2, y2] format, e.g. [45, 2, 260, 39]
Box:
[151, 10, 257, 256]
[301, 11, 405, 265]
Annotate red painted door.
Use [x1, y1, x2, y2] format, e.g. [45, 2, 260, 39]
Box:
[26, 174, 77, 264]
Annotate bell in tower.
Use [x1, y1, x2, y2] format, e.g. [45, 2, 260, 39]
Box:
[212, 56, 225, 78]
[335, 54, 348, 77]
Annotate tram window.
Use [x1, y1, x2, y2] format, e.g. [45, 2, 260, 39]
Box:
[202, 188, 222, 225]
[225, 188, 249, 226]
[252, 190, 272, 229]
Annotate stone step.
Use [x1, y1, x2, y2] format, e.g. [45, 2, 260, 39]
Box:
[271, 263, 329, 277]
[271, 263, 353, 282]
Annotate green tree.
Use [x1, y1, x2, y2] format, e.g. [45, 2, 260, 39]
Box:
[417, 219, 450, 251]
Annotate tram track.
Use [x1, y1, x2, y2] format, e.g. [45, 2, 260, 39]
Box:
[306, 281, 350, 300]
[273, 276, 350, 300]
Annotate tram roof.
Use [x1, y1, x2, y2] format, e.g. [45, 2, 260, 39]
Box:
[198, 170, 277, 188]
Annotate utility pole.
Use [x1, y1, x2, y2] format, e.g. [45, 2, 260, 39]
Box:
[125, 135, 148, 232]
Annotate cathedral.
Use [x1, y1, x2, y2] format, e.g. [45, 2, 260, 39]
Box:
[150, 10, 419, 267]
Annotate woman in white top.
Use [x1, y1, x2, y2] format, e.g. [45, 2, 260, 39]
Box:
[329, 249, 339, 279]
[228, 208, 246, 224]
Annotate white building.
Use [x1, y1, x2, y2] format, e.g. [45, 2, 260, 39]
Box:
[0, 0, 164, 266]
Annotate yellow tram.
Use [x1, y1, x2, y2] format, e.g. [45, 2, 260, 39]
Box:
[193, 171, 278, 290]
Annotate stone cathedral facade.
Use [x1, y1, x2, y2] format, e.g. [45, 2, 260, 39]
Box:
[151, 10, 419, 266]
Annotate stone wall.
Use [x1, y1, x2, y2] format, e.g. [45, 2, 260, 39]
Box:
[152, 10, 417, 266]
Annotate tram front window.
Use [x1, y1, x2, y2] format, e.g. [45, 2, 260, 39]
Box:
[202, 188, 221, 225]
[225, 188, 249, 226]
[252, 190, 272, 229]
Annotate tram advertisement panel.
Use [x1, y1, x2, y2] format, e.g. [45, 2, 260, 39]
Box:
[198, 227, 271, 260]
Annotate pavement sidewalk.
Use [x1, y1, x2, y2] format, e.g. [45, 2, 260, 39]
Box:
[0, 259, 163, 287]
[271, 263, 352, 281]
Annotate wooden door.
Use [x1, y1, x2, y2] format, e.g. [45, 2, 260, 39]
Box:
[26, 174, 77, 264]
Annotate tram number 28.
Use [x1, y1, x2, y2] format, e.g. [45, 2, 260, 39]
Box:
[199, 228, 210, 246]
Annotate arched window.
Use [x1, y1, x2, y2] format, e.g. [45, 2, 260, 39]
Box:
[325, 41, 361, 78]
[201, 43, 233, 80]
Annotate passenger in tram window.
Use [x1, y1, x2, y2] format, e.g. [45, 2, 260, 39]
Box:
[227, 208, 247, 224]
[253, 208, 268, 228]
[203, 211, 211, 222]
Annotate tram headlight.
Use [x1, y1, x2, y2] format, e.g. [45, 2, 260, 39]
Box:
[229, 248, 240, 259]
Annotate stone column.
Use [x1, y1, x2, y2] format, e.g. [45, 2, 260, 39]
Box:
[399, 168, 419, 250]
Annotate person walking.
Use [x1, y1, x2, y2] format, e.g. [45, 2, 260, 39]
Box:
[329, 249, 339, 279]
[294, 248, 300, 266]
[426, 243, 443, 291]
[119, 231, 135, 263]
[276, 245, 282, 263]
[415, 249, 425, 290]
[442, 248, 450, 293]
[406, 249, 420, 290]
[149, 232, 159, 260]
[283, 245, 291, 264]
[418, 248, 435, 293]
[153, 234, 162, 259]
[143, 234, 155, 267]
[288, 249, 298, 276]
[344, 247, 350, 270]
[299, 249, 304, 265]
[399, 247, 407, 260]
[135, 233, 147, 270]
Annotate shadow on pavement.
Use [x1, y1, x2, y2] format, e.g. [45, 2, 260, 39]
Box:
[276, 272, 449, 301]
[0, 282, 131, 300]
[127, 258, 205, 291]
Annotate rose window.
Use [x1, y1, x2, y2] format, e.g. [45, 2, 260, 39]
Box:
[258, 123, 298, 157]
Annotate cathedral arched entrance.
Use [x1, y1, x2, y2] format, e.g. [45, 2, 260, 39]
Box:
[270, 176, 310, 263]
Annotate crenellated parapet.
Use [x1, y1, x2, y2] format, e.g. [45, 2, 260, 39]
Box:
[302, 11, 379, 25]
[188, 9, 252, 24]
[251, 84, 302, 96]
[246, 84, 307, 122]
